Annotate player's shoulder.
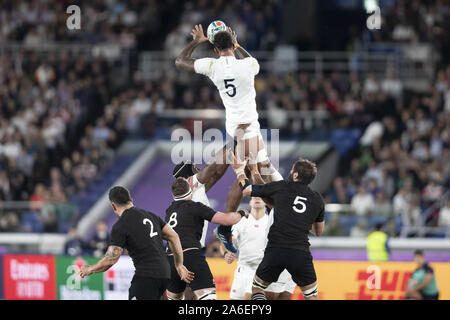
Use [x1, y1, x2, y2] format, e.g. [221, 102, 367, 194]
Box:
[241, 56, 259, 66]
[309, 188, 325, 206]
[271, 179, 288, 188]
[194, 57, 217, 67]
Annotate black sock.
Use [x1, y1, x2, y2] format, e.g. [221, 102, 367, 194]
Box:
[251, 293, 267, 300]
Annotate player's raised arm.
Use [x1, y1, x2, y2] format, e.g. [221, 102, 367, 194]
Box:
[79, 245, 123, 278]
[162, 224, 195, 283]
[227, 27, 252, 59]
[175, 24, 208, 72]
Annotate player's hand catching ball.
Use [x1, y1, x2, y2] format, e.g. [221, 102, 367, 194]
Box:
[191, 24, 208, 43]
[227, 27, 237, 45]
[224, 252, 236, 264]
[79, 265, 93, 278]
[176, 264, 195, 283]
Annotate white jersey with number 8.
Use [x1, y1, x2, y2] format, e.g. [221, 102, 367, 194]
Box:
[194, 56, 260, 135]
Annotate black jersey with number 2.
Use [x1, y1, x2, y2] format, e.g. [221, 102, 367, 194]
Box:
[251, 180, 325, 251]
[109, 206, 171, 279]
[165, 200, 216, 253]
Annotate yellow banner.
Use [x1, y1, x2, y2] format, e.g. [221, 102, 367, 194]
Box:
[207, 258, 450, 300]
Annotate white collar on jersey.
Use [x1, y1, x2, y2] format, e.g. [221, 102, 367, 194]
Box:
[219, 55, 236, 59]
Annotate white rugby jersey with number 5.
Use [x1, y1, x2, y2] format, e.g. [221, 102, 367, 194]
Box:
[194, 56, 260, 128]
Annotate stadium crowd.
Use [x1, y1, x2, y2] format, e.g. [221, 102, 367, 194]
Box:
[0, 0, 448, 240]
[0, 47, 121, 233]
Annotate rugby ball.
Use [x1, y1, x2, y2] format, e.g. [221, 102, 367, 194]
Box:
[207, 20, 227, 44]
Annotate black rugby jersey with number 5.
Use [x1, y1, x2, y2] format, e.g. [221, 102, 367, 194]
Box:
[165, 200, 216, 253]
[251, 180, 325, 251]
[109, 207, 171, 279]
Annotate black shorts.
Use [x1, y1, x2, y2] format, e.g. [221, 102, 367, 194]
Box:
[167, 249, 215, 293]
[128, 275, 169, 300]
[255, 247, 317, 288]
[421, 293, 439, 300]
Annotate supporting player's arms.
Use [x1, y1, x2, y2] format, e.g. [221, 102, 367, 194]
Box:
[79, 245, 123, 278]
[161, 224, 195, 283]
[198, 146, 230, 192]
[211, 209, 249, 225]
[228, 146, 253, 196]
[175, 24, 208, 72]
[246, 153, 274, 208]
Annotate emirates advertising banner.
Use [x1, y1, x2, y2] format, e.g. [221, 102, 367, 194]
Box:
[3, 255, 56, 300]
[104, 255, 135, 300]
[56, 256, 104, 300]
[0, 254, 4, 299]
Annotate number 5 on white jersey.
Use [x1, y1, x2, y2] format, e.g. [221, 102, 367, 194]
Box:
[293, 196, 307, 213]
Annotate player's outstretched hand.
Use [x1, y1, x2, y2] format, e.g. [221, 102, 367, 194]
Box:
[176, 264, 195, 283]
[191, 24, 208, 43]
[224, 252, 236, 264]
[79, 265, 92, 279]
[227, 26, 237, 44]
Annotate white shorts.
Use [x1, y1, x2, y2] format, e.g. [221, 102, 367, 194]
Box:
[226, 120, 261, 140]
[230, 264, 255, 300]
[225, 120, 269, 163]
[229, 265, 296, 300]
[266, 270, 297, 294]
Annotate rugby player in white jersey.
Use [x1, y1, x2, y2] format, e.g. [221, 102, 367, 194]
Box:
[175, 24, 282, 252]
[225, 197, 296, 300]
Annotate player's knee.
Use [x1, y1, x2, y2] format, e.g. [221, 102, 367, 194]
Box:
[302, 283, 318, 299]
[252, 277, 269, 291]
[196, 289, 216, 300]
[166, 291, 184, 300]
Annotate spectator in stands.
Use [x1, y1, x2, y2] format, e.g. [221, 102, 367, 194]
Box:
[438, 199, 450, 227]
[374, 191, 393, 218]
[401, 194, 423, 228]
[53, 192, 78, 231]
[393, 185, 411, 216]
[325, 214, 345, 236]
[90, 220, 110, 258]
[40, 205, 59, 233]
[351, 185, 375, 216]
[350, 219, 368, 238]
[64, 227, 88, 256]
[381, 69, 403, 98]
[0, 212, 21, 232]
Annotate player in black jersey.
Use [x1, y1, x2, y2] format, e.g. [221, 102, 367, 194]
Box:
[79, 186, 194, 300]
[231, 156, 325, 300]
[165, 177, 249, 300]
